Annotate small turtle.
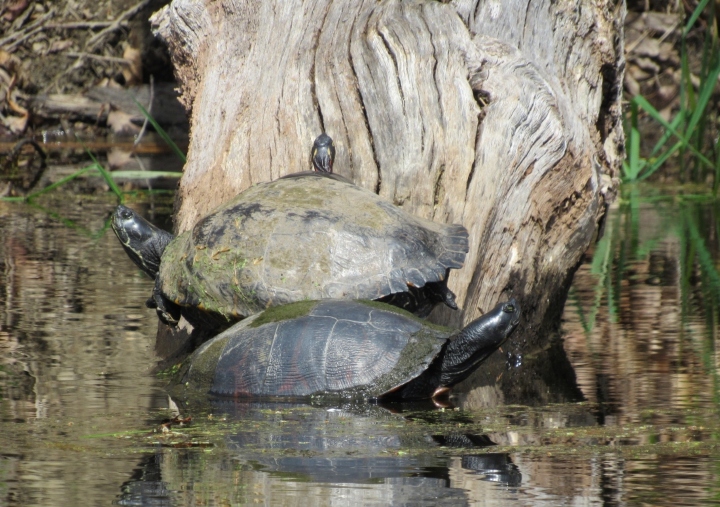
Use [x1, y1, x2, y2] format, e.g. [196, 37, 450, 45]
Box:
[311, 133, 335, 173]
[180, 298, 520, 401]
[112, 181, 468, 331]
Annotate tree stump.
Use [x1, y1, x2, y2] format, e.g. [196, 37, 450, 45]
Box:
[151, 0, 625, 399]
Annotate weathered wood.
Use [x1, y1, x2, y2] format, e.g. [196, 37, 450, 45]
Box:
[151, 0, 624, 370]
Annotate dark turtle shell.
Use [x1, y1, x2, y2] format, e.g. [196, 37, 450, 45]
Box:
[158, 172, 468, 326]
[181, 300, 454, 400]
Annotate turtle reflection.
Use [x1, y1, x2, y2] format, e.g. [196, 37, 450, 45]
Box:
[116, 402, 521, 506]
[462, 454, 522, 487]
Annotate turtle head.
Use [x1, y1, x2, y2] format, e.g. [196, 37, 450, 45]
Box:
[311, 133, 335, 173]
[111, 205, 175, 279]
[437, 298, 520, 390]
[462, 298, 520, 352]
[488, 298, 521, 339]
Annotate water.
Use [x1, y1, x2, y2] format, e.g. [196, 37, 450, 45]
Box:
[0, 186, 718, 506]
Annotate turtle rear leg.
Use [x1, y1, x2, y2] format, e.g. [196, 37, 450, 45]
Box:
[147, 279, 181, 326]
[380, 281, 458, 318]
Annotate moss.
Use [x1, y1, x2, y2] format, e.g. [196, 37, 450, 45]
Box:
[248, 300, 319, 328]
[156, 362, 183, 378]
[164, 237, 256, 318]
[357, 300, 454, 333]
[275, 185, 326, 208]
[265, 177, 391, 231]
[184, 334, 233, 387]
[359, 327, 446, 397]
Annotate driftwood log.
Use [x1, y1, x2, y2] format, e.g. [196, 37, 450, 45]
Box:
[151, 0, 625, 400]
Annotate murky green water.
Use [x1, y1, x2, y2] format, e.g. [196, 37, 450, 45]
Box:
[0, 186, 718, 506]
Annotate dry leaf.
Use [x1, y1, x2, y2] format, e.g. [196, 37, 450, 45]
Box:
[122, 46, 143, 86]
[107, 147, 133, 170]
[2, 112, 28, 134]
[2, 0, 29, 21]
[0, 50, 21, 72]
[107, 110, 140, 135]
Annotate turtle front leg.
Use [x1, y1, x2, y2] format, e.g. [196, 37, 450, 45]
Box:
[147, 278, 182, 326]
[424, 280, 459, 311]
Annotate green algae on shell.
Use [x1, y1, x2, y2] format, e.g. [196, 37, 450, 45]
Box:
[151, 172, 469, 330]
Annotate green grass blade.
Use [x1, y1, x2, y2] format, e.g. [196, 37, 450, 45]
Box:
[633, 96, 716, 170]
[680, 40, 695, 112]
[110, 171, 182, 179]
[683, 0, 711, 35]
[582, 231, 614, 334]
[623, 101, 643, 181]
[567, 287, 591, 335]
[133, 98, 187, 163]
[638, 140, 685, 181]
[715, 128, 720, 194]
[684, 56, 720, 143]
[21, 165, 96, 200]
[25, 201, 98, 237]
[648, 113, 684, 158]
[83, 149, 123, 199]
[685, 209, 720, 301]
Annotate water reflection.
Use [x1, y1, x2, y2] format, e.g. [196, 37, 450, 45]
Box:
[116, 401, 522, 506]
[562, 188, 720, 423]
[0, 188, 719, 506]
[0, 194, 172, 505]
[118, 453, 171, 507]
[461, 454, 521, 487]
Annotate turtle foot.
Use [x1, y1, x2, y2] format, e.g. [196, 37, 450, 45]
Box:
[425, 280, 459, 311]
[147, 295, 179, 326]
[152, 280, 181, 327]
[442, 290, 459, 310]
[156, 308, 180, 327]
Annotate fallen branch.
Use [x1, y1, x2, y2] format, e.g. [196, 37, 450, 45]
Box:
[45, 21, 113, 30]
[0, 9, 55, 50]
[85, 0, 154, 52]
[65, 52, 131, 65]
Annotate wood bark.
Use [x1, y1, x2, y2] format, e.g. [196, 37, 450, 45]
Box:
[151, 0, 625, 386]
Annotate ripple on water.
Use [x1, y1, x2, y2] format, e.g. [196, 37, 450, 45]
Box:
[1, 190, 720, 506]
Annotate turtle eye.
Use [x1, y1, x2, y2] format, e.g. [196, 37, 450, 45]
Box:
[120, 209, 133, 220]
[503, 303, 515, 314]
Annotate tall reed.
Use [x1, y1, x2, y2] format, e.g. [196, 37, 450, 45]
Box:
[623, 0, 720, 190]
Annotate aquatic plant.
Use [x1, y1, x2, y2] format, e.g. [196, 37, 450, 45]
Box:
[133, 98, 187, 164]
[569, 187, 719, 378]
[623, 0, 720, 189]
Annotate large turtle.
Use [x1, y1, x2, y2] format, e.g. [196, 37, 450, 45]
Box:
[179, 298, 519, 401]
[112, 139, 469, 331]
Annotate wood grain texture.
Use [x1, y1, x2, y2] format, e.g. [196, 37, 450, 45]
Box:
[151, 0, 624, 357]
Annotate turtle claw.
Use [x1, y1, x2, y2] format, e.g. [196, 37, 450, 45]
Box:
[442, 291, 459, 310]
[424, 281, 459, 311]
[156, 307, 180, 327]
[152, 281, 181, 327]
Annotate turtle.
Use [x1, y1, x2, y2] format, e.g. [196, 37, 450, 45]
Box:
[311, 133, 335, 173]
[179, 298, 520, 401]
[112, 171, 469, 332]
